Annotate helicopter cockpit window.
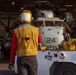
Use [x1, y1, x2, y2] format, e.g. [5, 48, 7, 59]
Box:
[45, 21, 53, 26]
[33, 21, 43, 27]
[33, 21, 64, 26]
[55, 21, 65, 26]
[45, 21, 64, 26]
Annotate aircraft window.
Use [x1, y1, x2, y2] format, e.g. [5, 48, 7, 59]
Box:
[55, 21, 64, 26]
[33, 21, 43, 27]
[45, 21, 53, 26]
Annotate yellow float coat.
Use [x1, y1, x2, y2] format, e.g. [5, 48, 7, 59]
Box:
[14, 24, 39, 57]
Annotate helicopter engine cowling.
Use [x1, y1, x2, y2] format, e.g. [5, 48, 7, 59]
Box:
[35, 10, 54, 19]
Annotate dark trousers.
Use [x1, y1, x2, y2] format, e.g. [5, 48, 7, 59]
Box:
[17, 56, 38, 75]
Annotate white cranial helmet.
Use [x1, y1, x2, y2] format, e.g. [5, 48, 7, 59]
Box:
[20, 10, 32, 23]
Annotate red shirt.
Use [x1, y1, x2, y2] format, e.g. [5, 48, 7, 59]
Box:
[10, 30, 42, 63]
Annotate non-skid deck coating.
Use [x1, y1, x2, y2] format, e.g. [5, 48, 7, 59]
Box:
[0, 58, 17, 75]
[0, 64, 17, 75]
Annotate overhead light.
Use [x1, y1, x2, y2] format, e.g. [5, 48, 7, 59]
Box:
[59, 8, 67, 10]
[65, 5, 73, 7]
[12, 2, 15, 5]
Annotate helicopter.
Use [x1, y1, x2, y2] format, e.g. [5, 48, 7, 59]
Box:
[30, 1, 73, 48]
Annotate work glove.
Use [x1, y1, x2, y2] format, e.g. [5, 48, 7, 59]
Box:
[38, 46, 46, 51]
[38, 43, 46, 51]
[8, 63, 14, 69]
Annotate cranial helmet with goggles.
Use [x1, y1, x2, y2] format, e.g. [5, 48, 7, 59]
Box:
[63, 33, 70, 39]
[20, 10, 32, 23]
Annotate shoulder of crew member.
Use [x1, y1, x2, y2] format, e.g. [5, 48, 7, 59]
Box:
[71, 39, 76, 44]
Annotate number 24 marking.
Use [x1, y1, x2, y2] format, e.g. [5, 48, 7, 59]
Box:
[47, 38, 56, 43]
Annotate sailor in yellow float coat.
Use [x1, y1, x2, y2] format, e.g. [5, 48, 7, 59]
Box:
[8, 10, 46, 75]
[59, 33, 76, 50]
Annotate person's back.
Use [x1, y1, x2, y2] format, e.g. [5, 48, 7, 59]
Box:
[14, 24, 39, 56]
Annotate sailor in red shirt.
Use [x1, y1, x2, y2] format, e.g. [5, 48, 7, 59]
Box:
[8, 10, 42, 75]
